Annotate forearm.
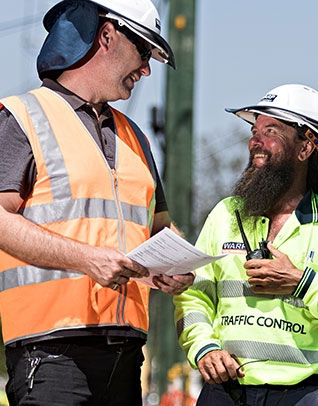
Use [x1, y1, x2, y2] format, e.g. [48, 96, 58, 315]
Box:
[169, 221, 184, 238]
[0, 205, 149, 287]
[0, 205, 88, 272]
[151, 211, 184, 237]
[174, 283, 218, 367]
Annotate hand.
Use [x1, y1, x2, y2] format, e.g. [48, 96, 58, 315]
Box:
[244, 243, 303, 295]
[152, 272, 195, 295]
[85, 246, 149, 288]
[198, 350, 244, 384]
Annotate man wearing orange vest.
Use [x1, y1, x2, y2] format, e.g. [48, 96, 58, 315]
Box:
[0, 1, 194, 404]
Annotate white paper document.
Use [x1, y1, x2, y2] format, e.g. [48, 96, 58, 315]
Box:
[127, 227, 226, 287]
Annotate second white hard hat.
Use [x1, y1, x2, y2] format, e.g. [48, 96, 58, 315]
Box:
[226, 84, 318, 135]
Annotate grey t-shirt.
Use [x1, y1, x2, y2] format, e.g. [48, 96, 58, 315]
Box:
[0, 78, 168, 211]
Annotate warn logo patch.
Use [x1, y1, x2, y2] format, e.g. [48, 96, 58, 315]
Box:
[222, 242, 246, 255]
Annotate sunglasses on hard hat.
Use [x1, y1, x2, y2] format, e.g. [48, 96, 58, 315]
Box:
[116, 24, 153, 61]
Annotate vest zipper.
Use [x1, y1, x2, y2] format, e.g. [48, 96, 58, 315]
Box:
[111, 168, 125, 251]
[111, 168, 127, 326]
[78, 116, 127, 327]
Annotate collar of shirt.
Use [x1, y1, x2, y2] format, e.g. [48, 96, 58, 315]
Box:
[295, 189, 318, 225]
[41, 78, 112, 122]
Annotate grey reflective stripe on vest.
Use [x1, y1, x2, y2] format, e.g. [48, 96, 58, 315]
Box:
[121, 201, 149, 227]
[0, 266, 82, 291]
[20, 197, 148, 226]
[223, 340, 318, 365]
[219, 280, 307, 310]
[176, 312, 210, 339]
[193, 275, 218, 305]
[18, 93, 72, 200]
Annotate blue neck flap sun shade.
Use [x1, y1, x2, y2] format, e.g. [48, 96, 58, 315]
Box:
[37, 0, 100, 80]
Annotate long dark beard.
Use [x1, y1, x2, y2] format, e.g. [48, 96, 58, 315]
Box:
[232, 150, 296, 219]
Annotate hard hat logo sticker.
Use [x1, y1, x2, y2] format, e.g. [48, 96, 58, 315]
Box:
[260, 94, 278, 102]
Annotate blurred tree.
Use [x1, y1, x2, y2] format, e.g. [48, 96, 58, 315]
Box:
[193, 126, 249, 235]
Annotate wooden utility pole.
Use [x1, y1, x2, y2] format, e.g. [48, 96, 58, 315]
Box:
[150, 0, 196, 398]
[164, 0, 195, 241]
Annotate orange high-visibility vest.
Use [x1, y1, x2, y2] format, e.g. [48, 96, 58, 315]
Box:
[0, 87, 156, 345]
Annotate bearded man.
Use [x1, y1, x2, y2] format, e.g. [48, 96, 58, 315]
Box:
[174, 84, 318, 405]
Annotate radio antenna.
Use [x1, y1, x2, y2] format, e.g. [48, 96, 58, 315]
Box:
[235, 210, 252, 254]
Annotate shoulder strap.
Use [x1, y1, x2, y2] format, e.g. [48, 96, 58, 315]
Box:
[124, 115, 157, 184]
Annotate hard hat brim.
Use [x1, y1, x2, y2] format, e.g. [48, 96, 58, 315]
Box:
[121, 17, 176, 69]
[225, 106, 318, 135]
[104, 12, 175, 69]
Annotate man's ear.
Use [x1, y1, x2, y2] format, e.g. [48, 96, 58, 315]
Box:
[98, 21, 117, 51]
[298, 129, 318, 161]
[298, 138, 315, 162]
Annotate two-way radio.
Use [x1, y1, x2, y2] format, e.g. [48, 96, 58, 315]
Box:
[234, 209, 270, 260]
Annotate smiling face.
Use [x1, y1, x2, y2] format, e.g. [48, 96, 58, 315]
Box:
[104, 26, 152, 101]
[56, 20, 153, 105]
[117, 32, 152, 98]
[78, 21, 153, 104]
[248, 115, 300, 168]
[232, 115, 310, 218]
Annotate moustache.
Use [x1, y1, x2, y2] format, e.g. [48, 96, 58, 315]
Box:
[249, 147, 272, 160]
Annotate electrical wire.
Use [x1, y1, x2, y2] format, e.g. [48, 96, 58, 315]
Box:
[196, 135, 249, 162]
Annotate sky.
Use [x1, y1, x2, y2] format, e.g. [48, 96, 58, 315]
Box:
[1, 0, 318, 196]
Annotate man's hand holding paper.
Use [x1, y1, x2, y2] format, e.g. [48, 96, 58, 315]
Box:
[127, 227, 226, 290]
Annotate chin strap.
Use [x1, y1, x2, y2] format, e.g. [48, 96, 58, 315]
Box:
[305, 129, 318, 151]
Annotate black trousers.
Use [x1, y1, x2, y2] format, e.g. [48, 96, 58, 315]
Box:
[197, 378, 318, 406]
[5, 336, 145, 406]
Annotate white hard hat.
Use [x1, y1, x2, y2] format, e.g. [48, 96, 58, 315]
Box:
[226, 84, 318, 135]
[93, 0, 175, 68]
[42, 0, 175, 69]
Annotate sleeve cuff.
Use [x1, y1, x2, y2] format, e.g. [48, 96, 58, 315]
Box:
[293, 267, 316, 299]
[195, 343, 220, 366]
